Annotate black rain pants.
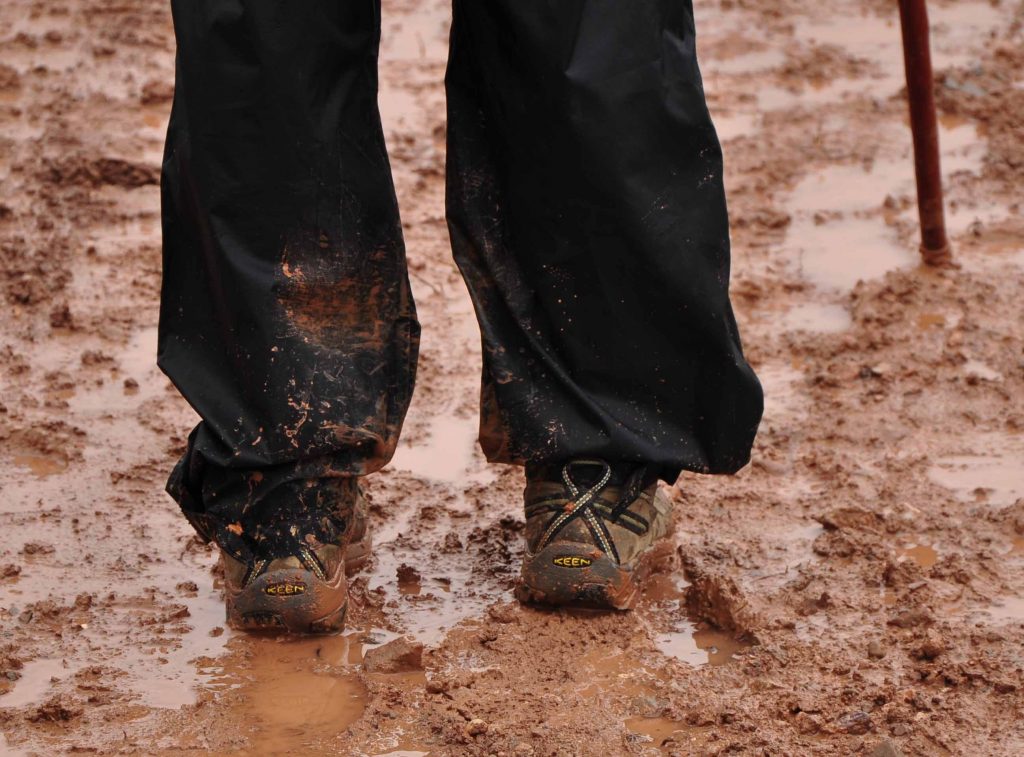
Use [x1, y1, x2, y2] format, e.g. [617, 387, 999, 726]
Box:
[159, 0, 763, 562]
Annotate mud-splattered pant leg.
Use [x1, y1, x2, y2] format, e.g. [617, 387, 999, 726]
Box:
[159, 1, 419, 559]
[445, 0, 763, 481]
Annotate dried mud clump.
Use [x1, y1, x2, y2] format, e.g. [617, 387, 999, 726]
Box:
[0, 63, 20, 90]
[0, 647, 24, 696]
[140, 79, 174, 105]
[40, 156, 160, 189]
[362, 637, 424, 674]
[1, 421, 85, 465]
[683, 556, 759, 636]
[27, 695, 83, 724]
[1, 237, 74, 307]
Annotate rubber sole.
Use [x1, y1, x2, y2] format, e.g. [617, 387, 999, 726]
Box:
[514, 535, 678, 610]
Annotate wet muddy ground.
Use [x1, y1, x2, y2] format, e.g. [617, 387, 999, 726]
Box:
[2, 0, 1023, 754]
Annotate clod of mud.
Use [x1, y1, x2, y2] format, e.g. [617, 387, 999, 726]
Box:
[362, 637, 424, 674]
[871, 738, 906, 757]
[888, 608, 935, 629]
[27, 694, 82, 723]
[41, 156, 160, 189]
[817, 506, 883, 531]
[898, 543, 938, 570]
[682, 557, 758, 637]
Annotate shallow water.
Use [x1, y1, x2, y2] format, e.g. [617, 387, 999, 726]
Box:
[928, 432, 1024, 508]
[627, 716, 710, 754]
[781, 302, 853, 334]
[899, 543, 938, 570]
[12, 453, 68, 478]
[643, 573, 753, 667]
[985, 595, 1024, 625]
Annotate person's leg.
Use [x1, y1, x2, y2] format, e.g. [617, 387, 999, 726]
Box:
[446, 0, 761, 482]
[445, 0, 763, 607]
[160, 0, 418, 595]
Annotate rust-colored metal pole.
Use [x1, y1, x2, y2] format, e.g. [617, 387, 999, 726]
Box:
[897, 0, 953, 266]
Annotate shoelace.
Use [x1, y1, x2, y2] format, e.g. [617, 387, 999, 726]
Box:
[242, 542, 329, 587]
[239, 511, 349, 586]
[529, 459, 652, 564]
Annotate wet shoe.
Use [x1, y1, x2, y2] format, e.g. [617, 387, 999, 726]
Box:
[221, 486, 371, 634]
[515, 459, 676, 610]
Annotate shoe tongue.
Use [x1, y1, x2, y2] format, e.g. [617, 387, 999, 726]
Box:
[566, 463, 609, 489]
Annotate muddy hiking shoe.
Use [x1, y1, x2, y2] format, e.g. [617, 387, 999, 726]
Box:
[515, 459, 676, 610]
[221, 484, 371, 635]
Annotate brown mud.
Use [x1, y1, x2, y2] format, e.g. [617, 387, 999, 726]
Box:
[2, 0, 1024, 754]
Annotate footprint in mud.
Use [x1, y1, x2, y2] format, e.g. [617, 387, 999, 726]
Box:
[640, 573, 753, 668]
[194, 629, 424, 756]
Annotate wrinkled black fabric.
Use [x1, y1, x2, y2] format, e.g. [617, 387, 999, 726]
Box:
[160, 0, 763, 561]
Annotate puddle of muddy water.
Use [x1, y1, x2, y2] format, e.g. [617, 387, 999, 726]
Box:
[654, 627, 751, 667]
[782, 117, 990, 292]
[138, 569, 230, 709]
[1, 658, 67, 709]
[712, 111, 760, 142]
[363, 504, 515, 644]
[190, 627, 426, 755]
[576, 643, 670, 704]
[379, 88, 421, 132]
[0, 314, 235, 711]
[756, 362, 808, 424]
[11, 453, 68, 478]
[380, 1, 450, 62]
[715, 2, 1008, 115]
[789, 2, 1003, 98]
[787, 163, 907, 213]
[928, 433, 1024, 508]
[390, 413, 481, 484]
[788, 208, 917, 292]
[985, 595, 1024, 626]
[781, 302, 852, 334]
[370, 283, 504, 645]
[643, 574, 752, 667]
[371, 405, 511, 643]
[198, 634, 368, 756]
[627, 716, 709, 754]
[898, 543, 938, 570]
[714, 48, 785, 75]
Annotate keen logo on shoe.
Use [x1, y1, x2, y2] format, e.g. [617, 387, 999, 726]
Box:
[264, 582, 307, 596]
[553, 555, 592, 568]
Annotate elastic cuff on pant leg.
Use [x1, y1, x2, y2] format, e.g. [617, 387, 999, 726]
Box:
[166, 446, 360, 563]
[255, 479, 357, 560]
